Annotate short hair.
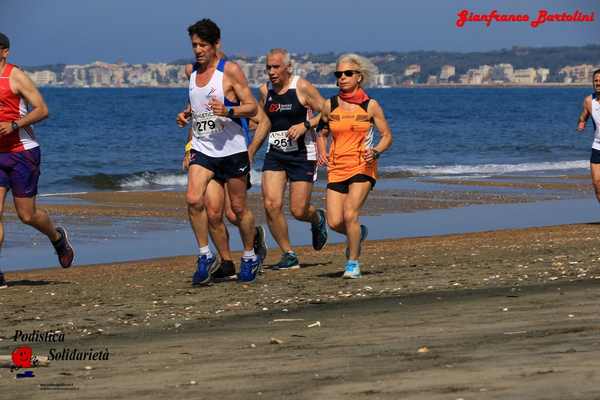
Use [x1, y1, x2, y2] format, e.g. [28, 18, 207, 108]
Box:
[187, 19, 220, 45]
[594, 69, 600, 79]
[336, 53, 379, 87]
[267, 48, 291, 65]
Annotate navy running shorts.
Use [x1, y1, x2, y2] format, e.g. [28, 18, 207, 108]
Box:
[190, 150, 251, 188]
[327, 174, 376, 194]
[591, 148, 600, 164]
[0, 147, 41, 198]
[262, 151, 316, 182]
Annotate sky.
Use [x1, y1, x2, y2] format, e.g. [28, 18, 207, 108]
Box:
[1, 0, 599, 66]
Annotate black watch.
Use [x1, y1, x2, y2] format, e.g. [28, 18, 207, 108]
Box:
[11, 121, 19, 131]
[303, 120, 311, 130]
[227, 107, 235, 118]
[372, 149, 381, 160]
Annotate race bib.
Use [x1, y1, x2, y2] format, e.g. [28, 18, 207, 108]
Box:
[192, 111, 224, 137]
[268, 130, 298, 152]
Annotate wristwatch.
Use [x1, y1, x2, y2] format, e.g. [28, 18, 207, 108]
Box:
[303, 120, 311, 130]
[372, 149, 381, 160]
[11, 121, 19, 131]
[227, 107, 235, 118]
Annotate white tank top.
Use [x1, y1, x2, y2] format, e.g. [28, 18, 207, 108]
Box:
[592, 95, 600, 150]
[189, 59, 248, 157]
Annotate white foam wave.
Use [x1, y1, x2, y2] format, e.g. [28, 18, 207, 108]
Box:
[121, 169, 263, 188]
[381, 160, 589, 176]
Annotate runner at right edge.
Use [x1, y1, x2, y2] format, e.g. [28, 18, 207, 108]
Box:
[576, 68, 600, 204]
[317, 53, 393, 279]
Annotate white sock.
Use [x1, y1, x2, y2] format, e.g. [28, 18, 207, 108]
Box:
[199, 246, 213, 258]
[242, 249, 256, 260]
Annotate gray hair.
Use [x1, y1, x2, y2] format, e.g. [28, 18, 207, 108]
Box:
[267, 48, 291, 66]
[337, 53, 378, 87]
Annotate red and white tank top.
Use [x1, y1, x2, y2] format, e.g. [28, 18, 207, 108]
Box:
[0, 64, 38, 152]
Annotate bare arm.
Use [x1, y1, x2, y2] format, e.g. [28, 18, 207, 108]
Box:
[210, 62, 257, 118]
[315, 99, 331, 166]
[1, 68, 48, 135]
[577, 96, 592, 132]
[176, 64, 194, 127]
[364, 99, 393, 163]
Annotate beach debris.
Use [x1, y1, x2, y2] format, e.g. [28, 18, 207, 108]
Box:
[250, 343, 257, 348]
[273, 319, 304, 323]
[503, 331, 527, 335]
[417, 346, 429, 353]
[307, 321, 321, 328]
[262, 307, 269, 311]
[502, 307, 509, 312]
[84, 366, 93, 370]
[215, 310, 224, 314]
[270, 337, 283, 345]
[190, 380, 197, 385]
[568, 314, 574, 318]
[174, 323, 182, 328]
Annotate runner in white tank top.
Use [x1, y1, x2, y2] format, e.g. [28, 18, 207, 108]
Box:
[175, 19, 263, 285]
[576, 68, 600, 204]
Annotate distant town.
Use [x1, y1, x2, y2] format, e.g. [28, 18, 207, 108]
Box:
[23, 45, 600, 88]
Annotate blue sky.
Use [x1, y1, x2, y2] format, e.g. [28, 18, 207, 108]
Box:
[1, 0, 599, 66]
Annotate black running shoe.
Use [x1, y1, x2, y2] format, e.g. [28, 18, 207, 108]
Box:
[0, 272, 7, 289]
[53, 227, 74, 268]
[254, 225, 268, 262]
[213, 260, 236, 280]
[311, 208, 328, 251]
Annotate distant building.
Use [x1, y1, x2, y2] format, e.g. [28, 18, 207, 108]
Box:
[491, 64, 514, 82]
[375, 73, 395, 87]
[512, 68, 537, 84]
[426, 75, 438, 85]
[536, 68, 550, 83]
[404, 64, 421, 77]
[559, 64, 599, 83]
[28, 70, 57, 86]
[439, 65, 455, 81]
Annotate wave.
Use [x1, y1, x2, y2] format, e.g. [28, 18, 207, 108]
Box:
[380, 160, 589, 176]
[70, 169, 263, 190]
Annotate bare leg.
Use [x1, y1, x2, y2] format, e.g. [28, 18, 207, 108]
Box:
[262, 170, 292, 253]
[186, 165, 213, 249]
[0, 187, 7, 255]
[204, 179, 232, 261]
[13, 196, 61, 242]
[591, 163, 600, 203]
[227, 175, 255, 251]
[326, 188, 347, 235]
[289, 180, 319, 224]
[343, 182, 371, 260]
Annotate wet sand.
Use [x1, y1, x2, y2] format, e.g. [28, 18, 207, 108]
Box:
[2, 222, 600, 399]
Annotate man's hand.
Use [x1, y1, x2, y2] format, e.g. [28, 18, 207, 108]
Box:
[317, 152, 328, 167]
[287, 122, 307, 141]
[208, 98, 229, 117]
[177, 111, 191, 127]
[0, 122, 15, 136]
[363, 148, 378, 163]
[576, 121, 586, 132]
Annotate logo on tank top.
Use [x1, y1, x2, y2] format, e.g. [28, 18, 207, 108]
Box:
[206, 87, 216, 99]
[268, 103, 292, 113]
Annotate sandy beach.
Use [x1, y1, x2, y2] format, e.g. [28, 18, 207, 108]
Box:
[1, 177, 600, 399]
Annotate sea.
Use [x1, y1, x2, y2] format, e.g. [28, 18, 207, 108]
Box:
[3, 86, 598, 271]
[34, 87, 594, 194]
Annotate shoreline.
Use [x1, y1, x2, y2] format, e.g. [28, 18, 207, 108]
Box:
[2, 222, 600, 398]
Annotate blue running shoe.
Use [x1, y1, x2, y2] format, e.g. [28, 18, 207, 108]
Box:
[254, 225, 268, 263]
[311, 208, 328, 251]
[343, 260, 361, 279]
[192, 254, 218, 286]
[345, 224, 368, 259]
[238, 257, 261, 283]
[272, 251, 300, 270]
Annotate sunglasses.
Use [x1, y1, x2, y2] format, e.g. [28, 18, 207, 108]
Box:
[334, 70, 360, 79]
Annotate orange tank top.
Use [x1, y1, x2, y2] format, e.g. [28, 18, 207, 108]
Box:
[327, 96, 377, 183]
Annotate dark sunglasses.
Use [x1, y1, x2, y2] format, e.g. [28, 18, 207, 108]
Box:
[334, 70, 360, 79]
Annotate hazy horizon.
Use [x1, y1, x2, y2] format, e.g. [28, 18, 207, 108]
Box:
[2, 0, 599, 67]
